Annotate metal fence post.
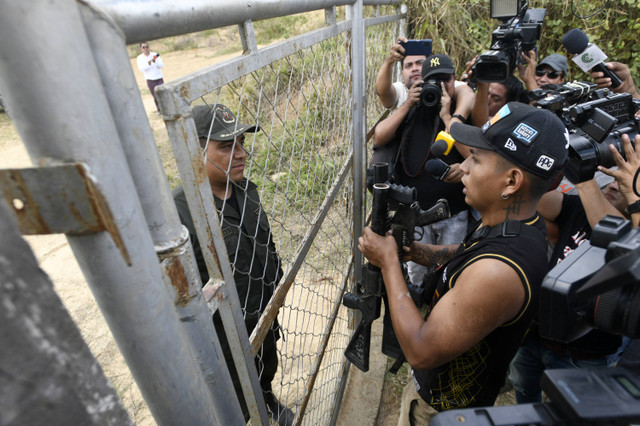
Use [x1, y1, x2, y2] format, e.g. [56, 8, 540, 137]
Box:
[0, 2, 223, 424]
[76, 4, 244, 423]
[350, 0, 366, 286]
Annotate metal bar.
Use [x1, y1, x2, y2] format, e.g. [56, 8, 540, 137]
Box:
[161, 109, 269, 424]
[239, 20, 258, 55]
[325, 6, 337, 26]
[87, 0, 357, 43]
[250, 153, 353, 356]
[350, 0, 366, 288]
[0, 2, 223, 425]
[296, 256, 355, 425]
[77, 5, 244, 423]
[155, 20, 352, 115]
[77, 2, 183, 254]
[364, 13, 405, 28]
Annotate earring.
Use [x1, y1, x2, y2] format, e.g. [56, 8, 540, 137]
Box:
[501, 193, 510, 200]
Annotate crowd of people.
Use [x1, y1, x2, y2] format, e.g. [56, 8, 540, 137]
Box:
[361, 32, 640, 424]
[171, 21, 640, 426]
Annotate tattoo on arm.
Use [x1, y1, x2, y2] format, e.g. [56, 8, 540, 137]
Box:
[412, 244, 455, 266]
[503, 194, 525, 220]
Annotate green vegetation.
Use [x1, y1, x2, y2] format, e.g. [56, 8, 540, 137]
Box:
[405, 0, 640, 81]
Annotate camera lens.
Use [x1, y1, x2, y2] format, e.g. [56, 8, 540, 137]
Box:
[590, 284, 640, 338]
[420, 80, 442, 108]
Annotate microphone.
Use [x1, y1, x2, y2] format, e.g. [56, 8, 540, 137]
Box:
[561, 28, 622, 89]
[424, 158, 450, 181]
[431, 131, 456, 157]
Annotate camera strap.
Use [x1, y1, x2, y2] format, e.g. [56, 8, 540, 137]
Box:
[401, 106, 440, 178]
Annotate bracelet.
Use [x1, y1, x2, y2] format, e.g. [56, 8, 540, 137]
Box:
[626, 200, 640, 215]
[451, 113, 466, 122]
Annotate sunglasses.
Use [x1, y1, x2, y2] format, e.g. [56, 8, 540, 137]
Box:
[535, 69, 561, 79]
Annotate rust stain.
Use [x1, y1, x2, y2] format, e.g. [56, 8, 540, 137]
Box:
[76, 164, 131, 266]
[179, 84, 190, 100]
[165, 257, 191, 306]
[6, 169, 51, 234]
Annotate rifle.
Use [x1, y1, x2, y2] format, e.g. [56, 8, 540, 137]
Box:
[343, 163, 450, 372]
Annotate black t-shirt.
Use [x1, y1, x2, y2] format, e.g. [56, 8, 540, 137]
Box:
[394, 103, 468, 215]
[545, 194, 621, 354]
[413, 215, 549, 410]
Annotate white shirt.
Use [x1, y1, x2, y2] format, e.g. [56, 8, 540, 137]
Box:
[137, 52, 164, 80]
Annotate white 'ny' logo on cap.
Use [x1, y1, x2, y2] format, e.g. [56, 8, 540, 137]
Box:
[504, 138, 517, 151]
[536, 155, 554, 171]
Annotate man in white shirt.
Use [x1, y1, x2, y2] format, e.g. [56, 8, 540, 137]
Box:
[136, 42, 165, 112]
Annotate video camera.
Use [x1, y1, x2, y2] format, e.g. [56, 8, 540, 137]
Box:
[474, 0, 546, 83]
[533, 84, 640, 183]
[431, 215, 640, 425]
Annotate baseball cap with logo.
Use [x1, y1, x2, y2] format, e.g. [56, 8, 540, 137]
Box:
[192, 104, 259, 141]
[422, 54, 455, 79]
[450, 102, 568, 179]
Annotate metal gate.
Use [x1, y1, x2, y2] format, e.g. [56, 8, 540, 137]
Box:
[0, 1, 405, 424]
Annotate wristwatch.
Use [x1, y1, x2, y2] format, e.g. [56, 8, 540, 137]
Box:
[625, 200, 640, 216]
[452, 113, 466, 122]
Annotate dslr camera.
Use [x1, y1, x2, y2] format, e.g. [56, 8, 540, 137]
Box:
[474, 0, 546, 83]
[420, 75, 447, 108]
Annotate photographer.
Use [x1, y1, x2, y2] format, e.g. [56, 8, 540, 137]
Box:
[374, 49, 475, 146]
[359, 103, 567, 423]
[374, 53, 475, 289]
[509, 176, 627, 403]
[470, 75, 528, 127]
[518, 51, 567, 91]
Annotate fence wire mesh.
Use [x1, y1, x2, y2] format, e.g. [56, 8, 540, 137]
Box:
[166, 9, 402, 425]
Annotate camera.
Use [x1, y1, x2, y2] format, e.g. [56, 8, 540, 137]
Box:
[474, 0, 546, 83]
[561, 91, 639, 183]
[540, 215, 640, 343]
[420, 77, 444, 108]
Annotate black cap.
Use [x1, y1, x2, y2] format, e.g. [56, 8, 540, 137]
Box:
[192, 104, 258, 141]
[536, 53, 568, 74]
[422, 54, 455, 79]
[450, 102, 568, 179]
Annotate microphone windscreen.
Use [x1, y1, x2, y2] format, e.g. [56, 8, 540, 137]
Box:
[430, 139, 449, 157]
[562, 28, 589, 54]
[425, 159, 450, 180]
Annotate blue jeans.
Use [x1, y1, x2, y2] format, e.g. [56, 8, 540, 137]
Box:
[508, 336, 610, 403]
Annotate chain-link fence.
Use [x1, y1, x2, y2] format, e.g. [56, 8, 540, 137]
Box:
[0, 1, 405, 425]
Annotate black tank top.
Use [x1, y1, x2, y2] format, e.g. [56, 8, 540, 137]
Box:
[412, 214, 548, 410]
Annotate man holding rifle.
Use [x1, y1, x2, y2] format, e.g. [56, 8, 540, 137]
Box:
[359, 103, 568, 424]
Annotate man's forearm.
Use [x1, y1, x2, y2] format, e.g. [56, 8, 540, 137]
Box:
[376, 59, 397, 108]
[374, 104, 410, 146]
[576, 180, 625, 227]
[410, 243, 459, 266]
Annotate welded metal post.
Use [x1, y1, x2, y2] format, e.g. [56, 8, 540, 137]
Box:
[76, 4, 244, 423]
[0, 2, 222, 425]
[350, 0, 366, 285]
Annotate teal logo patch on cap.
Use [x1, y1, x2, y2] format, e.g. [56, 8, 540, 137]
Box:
[512, 123, 538, 145]
[482, 104, 511, 134]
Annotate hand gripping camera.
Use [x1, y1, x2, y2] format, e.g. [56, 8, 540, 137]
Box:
[474, 0, 546, 83]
